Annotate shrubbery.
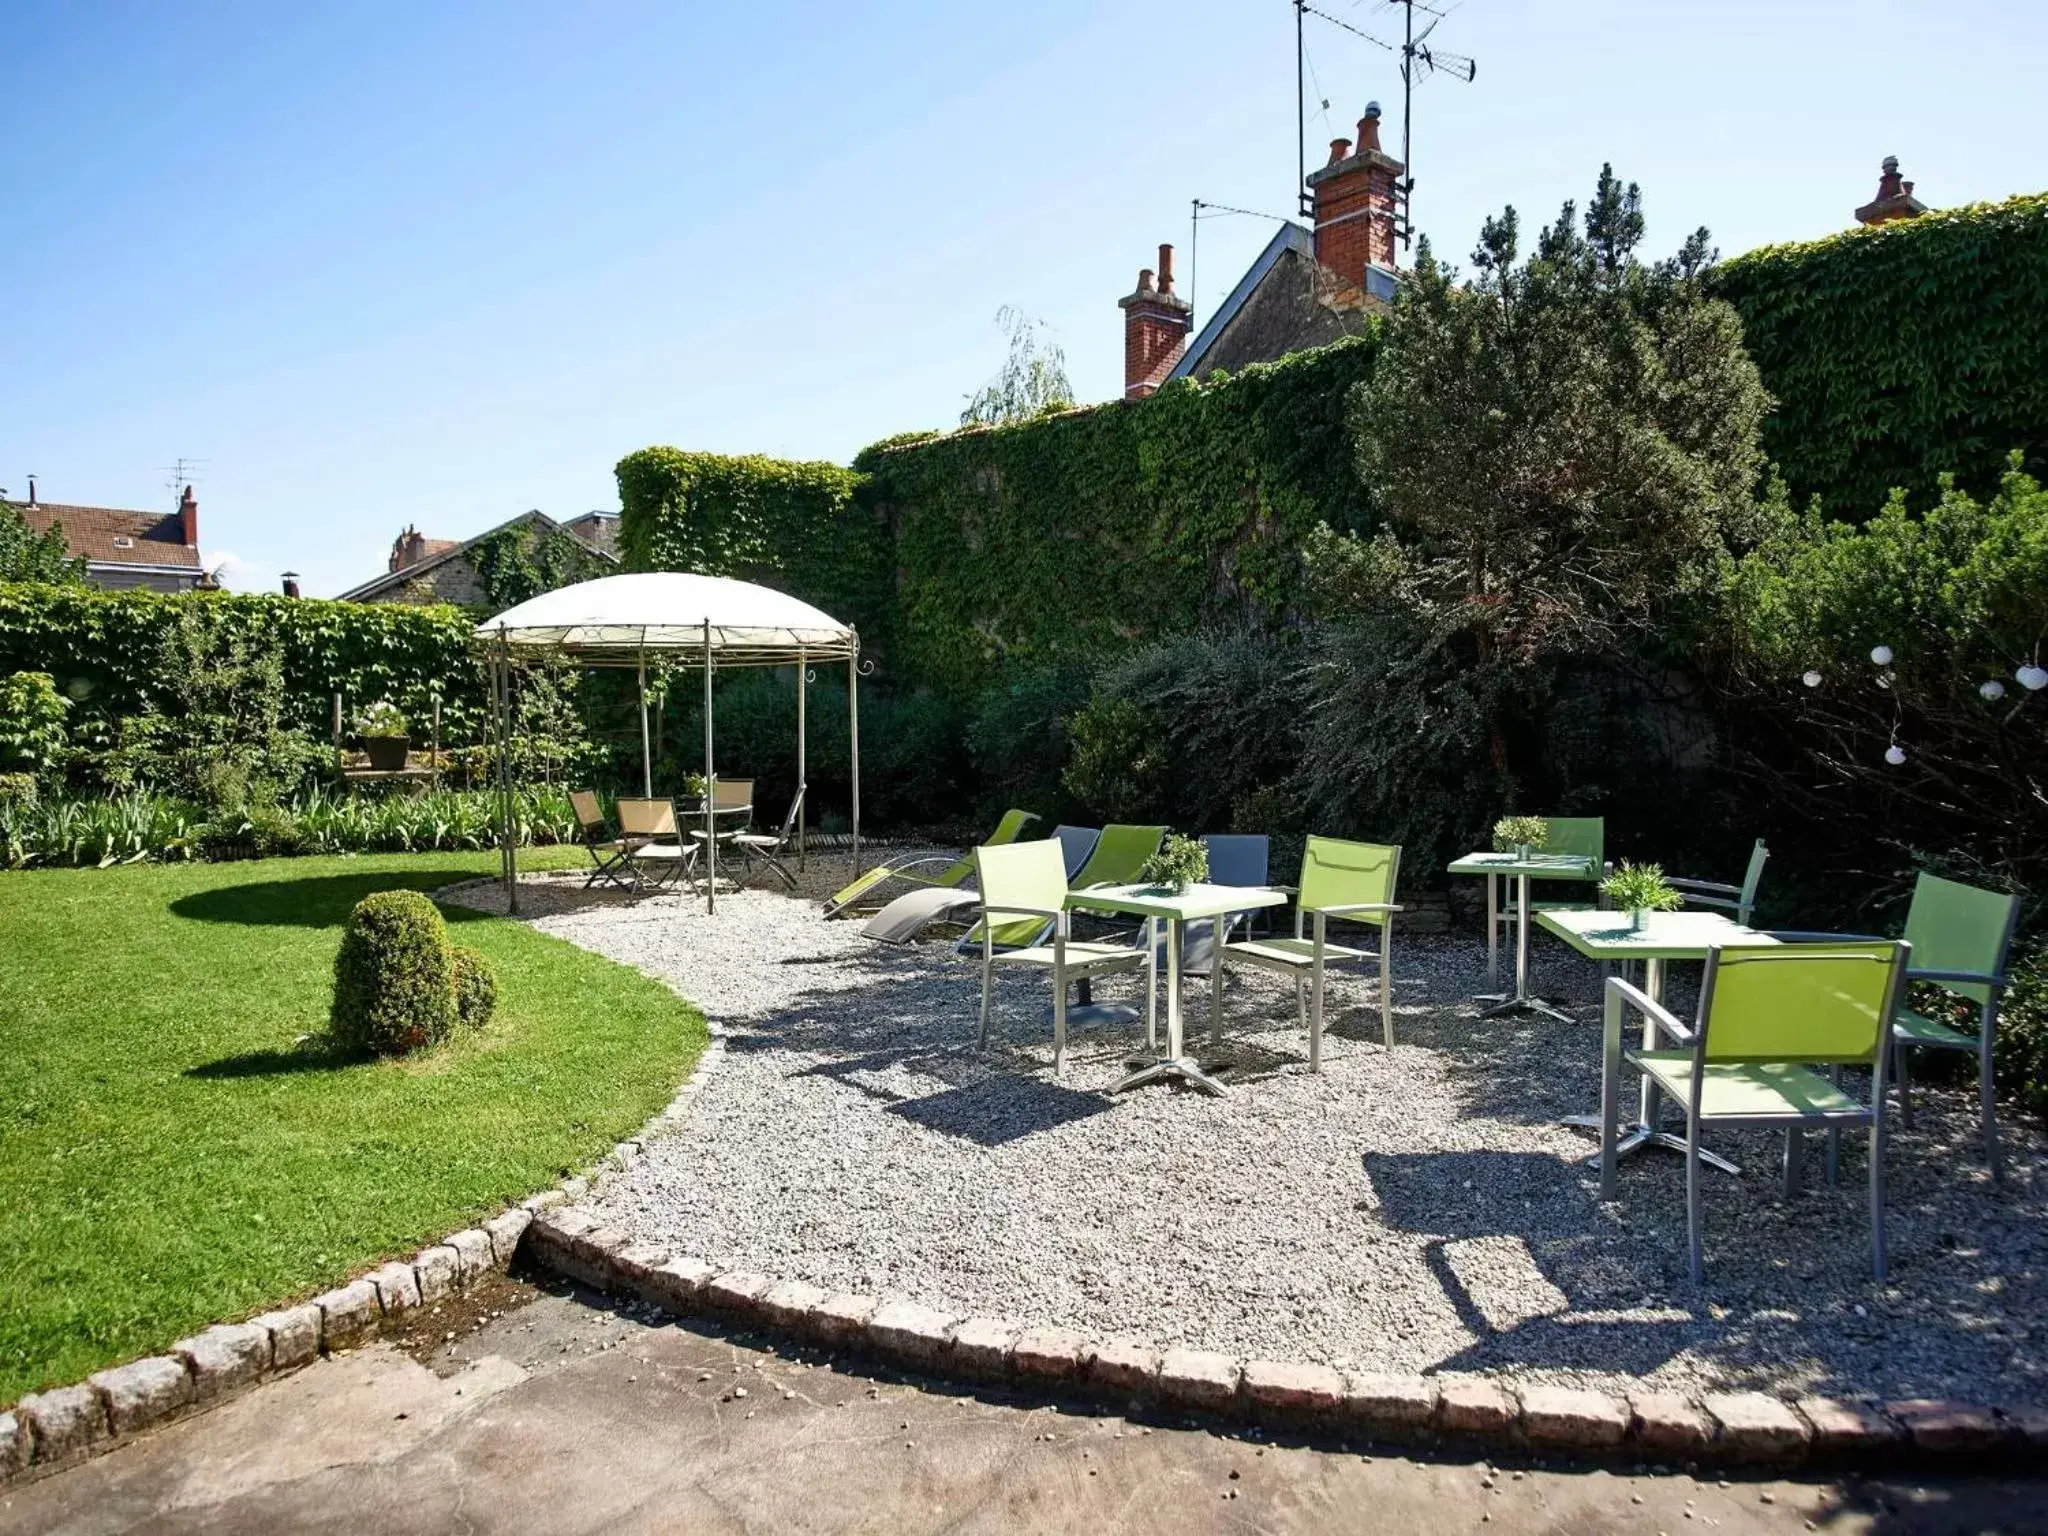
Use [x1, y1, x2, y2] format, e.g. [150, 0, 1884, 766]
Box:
[452, 946, 498, 1030]
[330, 890, 458, 1056]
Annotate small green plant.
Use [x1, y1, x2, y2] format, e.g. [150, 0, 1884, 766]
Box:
[0, 772, 36, 813]
[355, 700, 409, 739]
[330, 890, 457, 1056]
[451, 946, 498, 1030]
[1492, 815, 1549, 854]
[1139, 832, 1209, 892]
[1601, 861, 1683, 914]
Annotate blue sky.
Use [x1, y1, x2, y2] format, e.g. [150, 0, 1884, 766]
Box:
[3, 0, 2043, 597]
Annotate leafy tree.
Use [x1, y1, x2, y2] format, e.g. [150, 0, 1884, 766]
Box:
[1348, 165, 1769, 664]
[0, 502, 86, 584]
[0, 671, 70, 778]
[961, 307, 1076, 426]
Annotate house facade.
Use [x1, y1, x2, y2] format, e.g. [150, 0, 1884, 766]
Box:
[17, 485, 209, 592]
[1119, 102, 1403, 399]
[338, 509, 618, 605]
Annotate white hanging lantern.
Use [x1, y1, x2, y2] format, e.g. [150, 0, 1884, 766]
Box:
[1801, 670, 1823, 688]
[1980, 679, 2007, 701]
[2018, 664, 2048, 692]
[1870, 645, 1894, 666]
[1884, 743, 1907, 766]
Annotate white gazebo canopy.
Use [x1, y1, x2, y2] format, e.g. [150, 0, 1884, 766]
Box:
[475, 571, 864, 914]
[477, 571, 858, 664]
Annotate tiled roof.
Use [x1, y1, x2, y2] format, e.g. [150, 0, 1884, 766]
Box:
[17, 502, 200, 568]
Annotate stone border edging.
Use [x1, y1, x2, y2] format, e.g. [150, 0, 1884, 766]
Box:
[0, 900, 734, 1493]
[517, 1208, 2048, 1474]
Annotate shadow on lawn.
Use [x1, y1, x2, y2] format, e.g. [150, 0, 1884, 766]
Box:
[186, 1040, 364, 1080]
[170, 869, 498, 929]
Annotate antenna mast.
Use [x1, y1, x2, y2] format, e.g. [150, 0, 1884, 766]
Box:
[1295, 1, 1476, 248]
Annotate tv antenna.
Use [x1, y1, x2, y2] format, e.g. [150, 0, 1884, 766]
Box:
[160, 457, 209, 505]
[1294, 1, 1477, 247]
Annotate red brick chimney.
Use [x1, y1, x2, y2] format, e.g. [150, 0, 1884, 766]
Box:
[178, 485, 199, 548]
[1854, 156, 1927, 227]
[388, 525, 429, 572]
[1117, 243, 1193, 399]
[1306, 102, 1403, 291]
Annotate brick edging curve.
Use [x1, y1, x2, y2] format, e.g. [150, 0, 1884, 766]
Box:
[519, 1207, 2048, 1472]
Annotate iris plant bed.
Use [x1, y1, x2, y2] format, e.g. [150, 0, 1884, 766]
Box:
[0, 849, 705, 1402]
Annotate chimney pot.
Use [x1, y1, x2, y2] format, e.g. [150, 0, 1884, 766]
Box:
[281, 571, 301, 599]
[1137, 267, 1155, 293]
[1327, 137, 1351, 166]
[1357, 103, 1383, 153]
[1157, 244, 1176, 295]
[25, 475, 35, 507]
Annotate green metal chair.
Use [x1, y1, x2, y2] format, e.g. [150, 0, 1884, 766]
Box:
[823, 808, 1039, 917]
[1669, 839, 1771, 926]
[1891, 873, 2022, 1182]
[1496, 815, 1608, 934]
[1599, 940, 1908, 1283]
[973, 839, 1146, 1076]
[1218, 836, 1403, 1070]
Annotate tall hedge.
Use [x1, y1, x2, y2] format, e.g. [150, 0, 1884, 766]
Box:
[1713, 193, 2048, 518]
[0, 583, 483, 740]
[614, 449, 891, 649]
[853, 333, 1381, 696]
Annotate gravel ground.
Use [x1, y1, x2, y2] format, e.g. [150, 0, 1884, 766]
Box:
[450, 856, 2048, 1405]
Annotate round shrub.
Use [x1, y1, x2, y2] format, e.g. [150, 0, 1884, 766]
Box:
[330, 890, 457, 1056]
[451, 945, 498, 1031]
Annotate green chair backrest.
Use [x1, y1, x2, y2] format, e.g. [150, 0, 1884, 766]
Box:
[1902, 873, 2019, 1007]
[933, 808, 1041, 889]
[1297, 836, 1401, 927]
[1736, 839, 1770, 915]
[974, 839, 1069, 948]
[1072, 824, 1166, 888]
[1542, 817, 1604, 871]
[1700, 943, 1904, 1064]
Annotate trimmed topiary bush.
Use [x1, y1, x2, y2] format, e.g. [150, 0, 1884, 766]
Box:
[451, 945, 498, 1031]
[330, 890, 457, 1056]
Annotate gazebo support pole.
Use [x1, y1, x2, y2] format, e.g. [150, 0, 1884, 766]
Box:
[494, 636, 519, 916]
[848, 639, 861, 883]
[703, 619, 716, 914]
[637, 649, 652, 798]
[796, 648, 807, 873]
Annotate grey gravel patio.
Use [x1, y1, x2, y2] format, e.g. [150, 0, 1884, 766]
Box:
[450, 864, 2048, 1407]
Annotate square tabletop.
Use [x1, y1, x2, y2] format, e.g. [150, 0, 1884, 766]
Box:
[1446, 850, 1596, 879]
[1535, 906, 1782, 961]
[1065, 882, 1290, 923]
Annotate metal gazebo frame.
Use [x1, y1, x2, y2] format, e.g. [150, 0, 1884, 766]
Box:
[475, 573, 865, 915]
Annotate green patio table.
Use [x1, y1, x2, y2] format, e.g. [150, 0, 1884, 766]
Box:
[1445, 850, 1596, 1022]
[1065, 881, 1290, 1097]
[1536, 907, 1781, 1174]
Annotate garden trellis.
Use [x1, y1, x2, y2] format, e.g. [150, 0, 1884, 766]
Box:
[476, 572, 865, 913]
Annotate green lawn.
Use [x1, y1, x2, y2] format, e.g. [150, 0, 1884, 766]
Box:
[0, 850, 705, 1401]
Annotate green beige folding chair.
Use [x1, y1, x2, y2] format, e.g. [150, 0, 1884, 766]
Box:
[824, 808, 1039, 919]
[612, 797, 697, 891]
[973, 839, 1146, 1076]
[1598, 939, 1908, 1283]
[570, 790, 635, 890]
[1889, 872, 2022, 1182]
[1218, 836, 1403, 1070]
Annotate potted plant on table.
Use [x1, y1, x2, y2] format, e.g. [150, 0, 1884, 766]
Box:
[1492, 815, 1549, 863]
[1600, 861, 1683, 931]
[1139, 833, 1208, 896]
[356, 700, 411, 773]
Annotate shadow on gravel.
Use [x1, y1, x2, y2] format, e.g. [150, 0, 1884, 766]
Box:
[887, 1076, 1114, 1145]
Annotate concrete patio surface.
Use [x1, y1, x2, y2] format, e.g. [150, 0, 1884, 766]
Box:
[4, 1274, 2040, 1535]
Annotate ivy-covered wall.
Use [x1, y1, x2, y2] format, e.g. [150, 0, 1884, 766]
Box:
[853, 334, 1382, 696]
[1713, 193, 2048, 518]
[0, 583, 485, 740]
[614, 449, 893, 650]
